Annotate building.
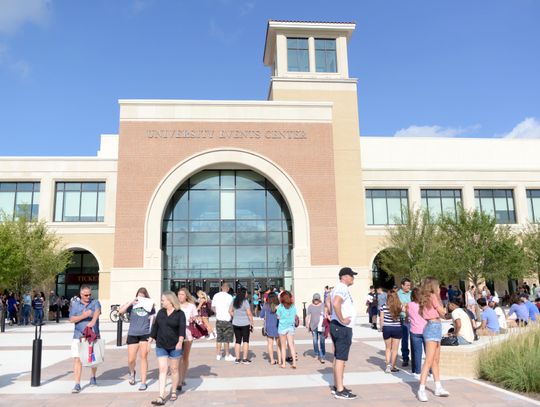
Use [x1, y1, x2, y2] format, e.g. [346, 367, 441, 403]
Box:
[1, 21, 539, 313]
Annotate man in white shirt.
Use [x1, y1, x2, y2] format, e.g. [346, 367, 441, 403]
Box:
[212, 283, 235, 361]
[448, 299, 475, 344]
[330, 267, 358, 400]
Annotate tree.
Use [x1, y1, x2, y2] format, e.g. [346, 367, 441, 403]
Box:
[439, 206, 528, 289]
[379, 209, 452, 285]
[0, 214, 72, 295]
[521, 223, 540, 283]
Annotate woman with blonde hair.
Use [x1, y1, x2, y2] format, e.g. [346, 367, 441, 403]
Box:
[379, 290, 402, 373]
[177, 288, 198, 392]
[417, 277, 449, 402]
[196, 290, 215, 340]
[148, 291, 185, 405]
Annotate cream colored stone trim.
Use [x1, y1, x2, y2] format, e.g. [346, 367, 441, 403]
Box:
[119, 100, 333, 123]
[143, 148, 311, 269]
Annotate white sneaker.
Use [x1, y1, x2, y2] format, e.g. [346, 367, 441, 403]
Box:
[385, 365, 391, 374]
[216, 354, 222, 361]
[435, 387, 450, 397]
[413, 373, 421, 380]
[224, 355, 236, 362]
[417, 389, 428, 402]
[206, 335, 213, 341]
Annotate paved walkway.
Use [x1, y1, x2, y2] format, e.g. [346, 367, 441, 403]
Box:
[0, 317, 538, 406]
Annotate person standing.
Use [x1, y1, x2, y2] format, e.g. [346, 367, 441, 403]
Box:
[379, 291, 403, 373]
[407, 287, 427, 379]
[118, 287, 155, 391]
[465, 286, 477, 317]
[252, 290, 261, 317]
[149, 291, 185, 405]
[177, 288, 198, 391]
[7, 292, 18, 326]
[260, 291, 281, 365]
[365, 286, 378, 330]
[330, 267, 358, 400]
[230, 287, 254, 364]
[21, 291, 32, 325]
[196, 290, 215, 340]
[32, 291, 44, 325]
[397, 278, 412, 368]
[276, 290, 297, 369]
[69, 285, 101, 394]
[417, 277, 449, 402]
[306, 293, 326, 363]
[212, 283, 235, 361]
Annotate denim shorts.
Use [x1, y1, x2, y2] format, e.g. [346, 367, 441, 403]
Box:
[156, 347, 183, 359]
[423, 321, 442, 342]
[278, 326, 295, 336]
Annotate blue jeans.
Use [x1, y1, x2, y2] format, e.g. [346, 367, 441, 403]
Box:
[401, 321, 410, 362]
[312, 330, 326, 358]
[22, 305, 31, 325]
[34, 309, 43, 325]
[410, 332, 425, 374]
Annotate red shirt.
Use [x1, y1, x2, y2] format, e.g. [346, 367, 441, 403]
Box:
[440, 287, 448, 301]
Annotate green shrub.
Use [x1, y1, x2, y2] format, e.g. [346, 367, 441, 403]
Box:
[478, 324, 540, 393]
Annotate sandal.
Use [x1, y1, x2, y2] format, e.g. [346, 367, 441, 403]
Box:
[291, 365, 297, 369]
[280, 364, 286, 369]
[128, 370, 136, 386]
[151, 397, 165, 406]
[270, 360, 277, 365]
[170, 392, 178, 401]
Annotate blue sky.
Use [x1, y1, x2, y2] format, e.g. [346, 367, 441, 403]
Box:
[0, 0, 539, 156]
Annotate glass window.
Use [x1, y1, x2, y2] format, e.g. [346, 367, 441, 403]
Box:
[421, 189, 462, 221]
[162, 170, 292, 283]
[0, 182, 40, 220]
[474, 189, 516, 224]
[54, 182, 105, 222]
[315, 38, 337, 72]
[287, 37, 309, 72]
[527, 190, 540, 223]
[365, 189, 408, 225]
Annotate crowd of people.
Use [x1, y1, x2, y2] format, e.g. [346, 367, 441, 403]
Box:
[4, 272, 539, 404]
[366, 278, 540, 402]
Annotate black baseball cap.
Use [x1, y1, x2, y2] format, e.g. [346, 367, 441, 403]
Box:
[339, 267, 358, 277]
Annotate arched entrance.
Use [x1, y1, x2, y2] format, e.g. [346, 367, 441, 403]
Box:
[371, 250, 396, 290]
[162, 170, 292, 297]
[55, 250, 99, 301]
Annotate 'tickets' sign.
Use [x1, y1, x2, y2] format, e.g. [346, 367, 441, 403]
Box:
[65, 274, 99, 284]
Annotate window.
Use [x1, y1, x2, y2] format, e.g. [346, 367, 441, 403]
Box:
[365, 189, 408, 225]
[163, 170, 292, 280]
[0, 182, 40, 220]
[474, 189, 516, 224]
[421, 189, 462, 221]
[527, 190, 540, 223]
[54, 182, 105, 222]
[287, 38, 309, 72]
[315, 38, 337, 72]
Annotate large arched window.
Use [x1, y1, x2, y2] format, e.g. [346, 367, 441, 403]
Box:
[162, 170, 292, 291]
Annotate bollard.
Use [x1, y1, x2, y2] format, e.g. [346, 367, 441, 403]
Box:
[0, 308, 5, 333]
[116, 318, 123, 347]
[302, 302, 307, 327]
[31, 323, 42, 387]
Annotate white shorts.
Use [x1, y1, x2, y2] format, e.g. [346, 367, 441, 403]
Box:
[71, 339, 80, 358]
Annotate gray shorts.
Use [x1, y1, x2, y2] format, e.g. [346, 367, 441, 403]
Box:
[216, 320, 233, 343]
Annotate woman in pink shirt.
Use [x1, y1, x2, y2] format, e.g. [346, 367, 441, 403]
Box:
[416, 277, 449, 403]
[406, 288, 426, 378]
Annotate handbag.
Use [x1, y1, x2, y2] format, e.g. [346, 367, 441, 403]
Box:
[294, 314, 300, 328]
[441, 336, 459, 346]
[189, 320, 209, 339]
[78, 338, 105, 366]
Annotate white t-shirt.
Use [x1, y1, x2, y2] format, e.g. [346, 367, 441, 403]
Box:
[212, 291, 233, 322]
[331, 282, 356, 329]
[451, 308, 475, 343]
[494, 307, 507, 329]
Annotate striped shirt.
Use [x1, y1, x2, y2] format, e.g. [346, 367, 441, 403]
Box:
[381, 305, 401, 327]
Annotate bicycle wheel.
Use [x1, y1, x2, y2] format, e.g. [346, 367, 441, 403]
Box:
[110, 309, 119, 323]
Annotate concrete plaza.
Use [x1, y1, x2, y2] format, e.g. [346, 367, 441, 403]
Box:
[0, 316, 538, 407]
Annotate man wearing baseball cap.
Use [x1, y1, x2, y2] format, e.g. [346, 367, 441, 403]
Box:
[329, 267, 358, 400]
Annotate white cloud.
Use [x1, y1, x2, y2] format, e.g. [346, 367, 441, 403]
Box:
[501, 117, 540, 139]
[0, 42, 31, 79]
[0, 0, 51, 35]
[394, 124, 472, 138]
